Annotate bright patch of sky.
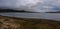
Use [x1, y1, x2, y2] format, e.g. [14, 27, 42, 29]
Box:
[0, 0, 60, 12]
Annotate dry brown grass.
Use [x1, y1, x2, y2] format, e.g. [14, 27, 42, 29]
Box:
[0, 15, 60, 29]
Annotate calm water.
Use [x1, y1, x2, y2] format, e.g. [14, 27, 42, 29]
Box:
[0, 12, 60, 21]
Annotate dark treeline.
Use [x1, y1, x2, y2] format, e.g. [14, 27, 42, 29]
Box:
[0, 9, 28, 13]
[46, 11, 60, 13]
[0, 9, 38, 13]
[0, 9, 60, 13]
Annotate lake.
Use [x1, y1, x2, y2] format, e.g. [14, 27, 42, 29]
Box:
[0, 12, 60, 21]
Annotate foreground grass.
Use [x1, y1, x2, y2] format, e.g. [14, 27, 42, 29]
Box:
[0, 15, 60, 29]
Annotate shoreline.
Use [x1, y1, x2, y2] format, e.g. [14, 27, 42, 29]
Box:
[0, 15, 60, 29]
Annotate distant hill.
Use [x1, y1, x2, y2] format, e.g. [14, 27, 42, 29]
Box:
[46, 11, 60, 13]
[0, 9, 26, 12]
[0, 9, 39, 13]
[1, 9, 60, 13]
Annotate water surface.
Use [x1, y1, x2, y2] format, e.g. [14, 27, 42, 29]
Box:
[0, 12, 60, 21]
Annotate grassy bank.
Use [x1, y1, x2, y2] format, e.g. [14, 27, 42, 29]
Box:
[0, 15, 60, 29]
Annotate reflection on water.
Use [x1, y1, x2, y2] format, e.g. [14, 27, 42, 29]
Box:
[0, 12, 60, 21]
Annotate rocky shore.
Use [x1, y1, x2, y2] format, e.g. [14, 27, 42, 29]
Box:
[0, 15, 60, 29]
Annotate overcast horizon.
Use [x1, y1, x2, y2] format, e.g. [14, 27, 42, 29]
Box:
[0, 0, 60, 12]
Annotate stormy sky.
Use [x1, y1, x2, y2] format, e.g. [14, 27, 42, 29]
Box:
[0, 0, 60, 12]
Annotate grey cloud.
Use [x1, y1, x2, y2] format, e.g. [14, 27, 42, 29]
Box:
[0, 0, 60, 12]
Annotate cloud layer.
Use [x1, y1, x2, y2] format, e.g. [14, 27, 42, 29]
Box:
[0, 0, 60, 12]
